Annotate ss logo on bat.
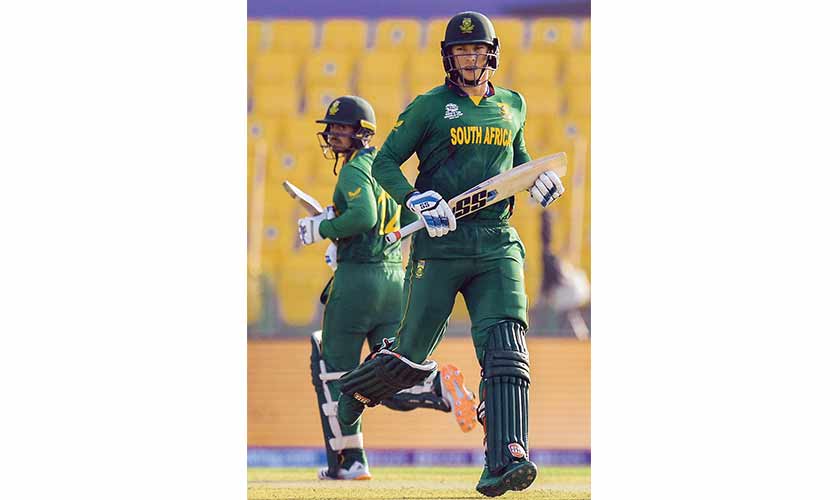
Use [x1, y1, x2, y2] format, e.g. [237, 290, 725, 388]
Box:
[453, 190, 489, 218]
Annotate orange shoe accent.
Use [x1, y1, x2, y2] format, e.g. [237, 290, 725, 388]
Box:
[440, 364, 478, 433]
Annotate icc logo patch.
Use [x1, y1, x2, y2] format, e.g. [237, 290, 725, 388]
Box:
[415, 260, 426, 278]
[508, 443, 527, 459]
[444, 103, 463, 120]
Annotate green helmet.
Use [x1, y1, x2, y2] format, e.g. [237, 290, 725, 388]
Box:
[440, 11, 499, 86]
[315, 95, 376, 162]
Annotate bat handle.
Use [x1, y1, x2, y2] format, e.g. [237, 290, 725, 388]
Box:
[385, 220, 423, 244]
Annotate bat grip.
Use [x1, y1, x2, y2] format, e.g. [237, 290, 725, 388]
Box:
[385, 219, 423, 244]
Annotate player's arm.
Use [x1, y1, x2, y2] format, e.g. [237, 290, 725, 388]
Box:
[372, 97, 429, 207]
[318, 165, 378, 240]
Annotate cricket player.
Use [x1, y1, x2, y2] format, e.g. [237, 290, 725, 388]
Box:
[297, 95, 478, 481]
[335, 13, 565, 496]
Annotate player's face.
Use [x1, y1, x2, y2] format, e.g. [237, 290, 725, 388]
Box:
[327, 123, 354, 152]
[451, 43, 491, 84]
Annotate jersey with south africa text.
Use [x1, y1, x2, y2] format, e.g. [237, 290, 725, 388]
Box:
[371, 82, 532, 259]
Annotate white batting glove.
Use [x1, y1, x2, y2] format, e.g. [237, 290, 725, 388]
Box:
[324, 242, 338, 271]
[406, 190, 457, 238]
[529, 171, 565, 208]
[297, 206, 335, 245]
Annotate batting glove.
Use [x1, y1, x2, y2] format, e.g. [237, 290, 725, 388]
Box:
[529, 171, 565, 208]
[298, 206, 335, 245]
[324, 242, 338, 271]
[406, 190, 457, 238]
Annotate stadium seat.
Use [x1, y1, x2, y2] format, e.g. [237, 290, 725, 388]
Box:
[251, 83, 300, 117]
[530, 17, 575, 52]
[303, 51, 354, 87]
[357, 83, 406, 118]
[320, 19, 368, 54]
[513, 83, 564, 118]
[564, 51, 590, 85]
[252, 52, 302, 86]
[564, 83, 590, 117]
[574, 19, 591, 50]
[303, 84, 353, 119]
[356, 50, 408, 88]
[407, 50, 446, 96]
[510, 51, 561, 87]
[267, 19, 316, 53]
[248, 20, 265, 54]
[374, 18, 422, 52]
[424, 18, 448, 49]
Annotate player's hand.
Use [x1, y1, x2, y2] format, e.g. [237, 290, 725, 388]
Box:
[298, 206, 335, 245]
[529, 171, 565, 208]
[406, 191, 457, 238]
[324, 242, 338, 271]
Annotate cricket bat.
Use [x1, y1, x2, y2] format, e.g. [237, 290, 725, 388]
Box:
[385, 152, 567, 244]
[283, 180, 324, 216]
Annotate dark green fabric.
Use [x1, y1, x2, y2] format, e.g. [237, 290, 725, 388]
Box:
[318, 147, 415, 263]
[371, 84, 531, 259]
[321, 261, 403, 368]
[388, 243, 528, 365]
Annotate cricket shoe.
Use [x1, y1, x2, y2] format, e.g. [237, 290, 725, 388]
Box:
[475, 459, 538, 497]
[317, 461, 372, 480]
[439, 364, 478, 432]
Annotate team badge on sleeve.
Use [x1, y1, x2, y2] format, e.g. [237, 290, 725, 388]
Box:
[347, 187, 361, 199]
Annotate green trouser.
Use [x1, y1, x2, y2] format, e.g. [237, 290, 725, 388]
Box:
[390, 239, 529, 365]
[317, 260, 403, 470]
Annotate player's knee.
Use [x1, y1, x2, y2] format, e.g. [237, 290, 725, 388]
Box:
[482, 321, 530, 382]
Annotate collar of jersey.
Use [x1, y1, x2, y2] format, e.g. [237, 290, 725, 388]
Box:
[445, 80, 496, 99]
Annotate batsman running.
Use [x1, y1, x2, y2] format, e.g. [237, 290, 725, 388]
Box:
[297, 96, 479, 481]
[335, 13, 565, 497]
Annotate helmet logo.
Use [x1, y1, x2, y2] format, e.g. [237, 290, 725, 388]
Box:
[459, 17, 474, 34]
[328, 100, 340, 115]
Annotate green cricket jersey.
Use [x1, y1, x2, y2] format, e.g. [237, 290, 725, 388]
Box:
[372, 82, 532, 259]
[318, 147, 417, 263]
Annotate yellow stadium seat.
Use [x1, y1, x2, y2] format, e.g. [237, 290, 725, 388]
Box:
[425, 18, 448, 49]
[513, 83, 564, 118]
[303, 51, 354, 87]
[303, 84, 353, 118]
[267, 19, 316, 53]
[321, 19, 368, 53]
[357, 50, 408, 87]
[493, 18, 525, 52]
[357, 83, 406, 117]
[248, 20, 265, 54]
[510, 51, 561, 87]
[564, 51, 590, 84]
[522, 114, 548, 150]
[530, 17, 575, 52]
[565, 83, 590, 117]
[575, 19, 591, 50]
[408, 50, 445, 95]
[251, 83, 300, 117]
[275, 114, 319, 150]
[374, 18, 422, 51]
[252, 52, 303, 86]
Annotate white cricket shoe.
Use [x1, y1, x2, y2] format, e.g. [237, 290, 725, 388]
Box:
[317, 460, 372, 480]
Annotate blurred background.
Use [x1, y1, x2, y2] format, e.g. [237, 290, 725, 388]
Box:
[247, 0, 590, 467]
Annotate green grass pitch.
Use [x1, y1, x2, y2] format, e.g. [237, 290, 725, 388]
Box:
[248, 466, 591, 499]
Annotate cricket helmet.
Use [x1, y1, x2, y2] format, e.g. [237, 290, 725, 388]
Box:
[440, 11, 499, 87]
[315, 95, 376, 161]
